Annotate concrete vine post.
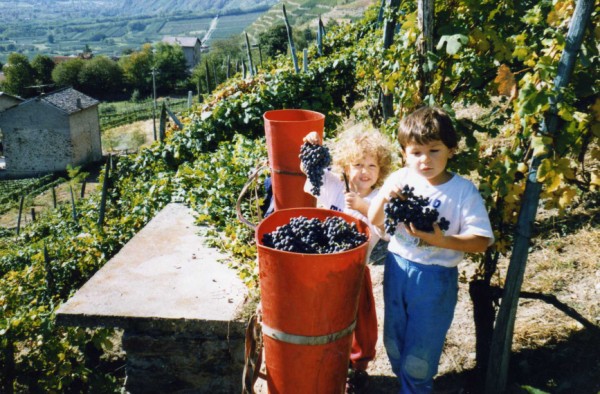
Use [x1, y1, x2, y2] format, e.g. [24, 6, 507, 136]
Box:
[244, 32, 255, 77]
[204, 61, 211, 94]
[212, 62, 218, 87]
[159, 102, 167, 141]
[69, 184, 77, 222]
[484, 0, 595, 392]
[226, 55, 231, 79]
[317, 16, 324, 56]
[97, 155, 110, 230]
[381, 0, 400, 121]
[16, 194, 24, 235]
[417, 0, 433, 101]
[282, 5, 299, 74]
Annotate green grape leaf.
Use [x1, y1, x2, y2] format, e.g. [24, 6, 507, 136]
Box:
[436, 34, 469, 55]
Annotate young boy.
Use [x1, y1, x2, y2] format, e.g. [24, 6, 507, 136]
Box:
[302, 126, 394, 393]
[368, 106, 494, 393]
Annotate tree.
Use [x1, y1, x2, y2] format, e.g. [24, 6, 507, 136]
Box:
[119, 44, 153, 94]
[190, 36, 244, 94]
[258, 24, 288, 58]
[31, 54, 55, 86]
[2, 53, 35, 97]
[292, 27, 315, 51]
[78, 56, 123, 98]
[153, 42, 188, 93]
[52, 58, 84, 90]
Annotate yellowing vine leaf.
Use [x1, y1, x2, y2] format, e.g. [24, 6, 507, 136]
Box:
[495, 64, 517, 99]
[537, 158, 553, 182]
[469, 28, 490, 52]
[546, 172, 562, 193]
[591, 171, 600, 187]
[558, 187, 577, 209]
[531, 135, 552, 157]
[591, 97, 600, 121]
[556, 158, 575, 180]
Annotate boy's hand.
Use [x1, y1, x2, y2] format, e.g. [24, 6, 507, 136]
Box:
[384, 184, 406, 202]
[303, 131, 321, 145]
[405, 222, 444, 246]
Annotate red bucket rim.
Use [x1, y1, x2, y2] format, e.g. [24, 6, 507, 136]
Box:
[263, 109, 325, 123]
[255, 207, 370, 256]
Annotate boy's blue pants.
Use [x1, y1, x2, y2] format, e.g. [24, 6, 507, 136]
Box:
[383, 252, 458, 394]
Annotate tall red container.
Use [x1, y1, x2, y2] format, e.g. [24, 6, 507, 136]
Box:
[263, 109, 325, 210]
[256, 208, 370, 394]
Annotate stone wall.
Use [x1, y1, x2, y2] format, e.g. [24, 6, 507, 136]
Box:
[1, 100, 72, 176]
[69, 107, 102, 164]
[122, 321, 246, 393]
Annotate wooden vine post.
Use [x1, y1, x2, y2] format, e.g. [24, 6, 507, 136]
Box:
[484, 1, 594, 392]
[417, 0, 433, 101]
[381, 0, 400, 120]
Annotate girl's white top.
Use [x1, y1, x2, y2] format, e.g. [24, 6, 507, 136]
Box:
[381, 168, 494, 268]
[305, 170, 385, 254]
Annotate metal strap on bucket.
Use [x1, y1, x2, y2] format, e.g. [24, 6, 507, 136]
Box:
[261, 320, 357, 346]
[272, 168, 305, 176]
[236, 163, 269, 231]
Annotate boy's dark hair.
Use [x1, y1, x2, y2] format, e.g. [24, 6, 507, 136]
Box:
[398, 106, 458, 150]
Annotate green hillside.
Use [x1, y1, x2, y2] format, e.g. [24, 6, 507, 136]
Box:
[0, 0, 372, 64]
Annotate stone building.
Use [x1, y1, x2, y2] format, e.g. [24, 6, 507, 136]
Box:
[0, 87, 102, 177]
[162, 36, 203, 69]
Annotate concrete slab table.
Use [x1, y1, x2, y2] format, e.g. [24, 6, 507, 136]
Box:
[57, 203, 249, 393]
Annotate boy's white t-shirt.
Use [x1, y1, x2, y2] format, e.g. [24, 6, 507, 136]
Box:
[304, 170, 383, 253]
[381, 168, 494, 268]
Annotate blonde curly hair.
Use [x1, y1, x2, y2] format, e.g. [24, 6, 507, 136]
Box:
[328, 125, 394, 189]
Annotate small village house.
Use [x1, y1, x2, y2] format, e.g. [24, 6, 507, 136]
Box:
[0, 87, 102, 177]
[0, 91, 23, 112]
[162, 36, 202, 69]
[0, 92, 24, 164]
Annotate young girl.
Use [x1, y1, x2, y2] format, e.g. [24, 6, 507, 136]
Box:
[368, 106, 494, 393]
[302, 126, 394, 393]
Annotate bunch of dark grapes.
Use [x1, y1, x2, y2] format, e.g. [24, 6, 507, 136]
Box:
[384, 185, 451, 235]
[299, 142, 331, 196]
[262, 216, 367, 254]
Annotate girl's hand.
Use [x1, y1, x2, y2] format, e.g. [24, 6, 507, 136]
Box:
[344, 191, 367, 214]
[303, 131, 321, 145]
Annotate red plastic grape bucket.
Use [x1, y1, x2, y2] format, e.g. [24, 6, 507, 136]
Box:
[263, 109, 325, 210]
[255, 208, 370, 393]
